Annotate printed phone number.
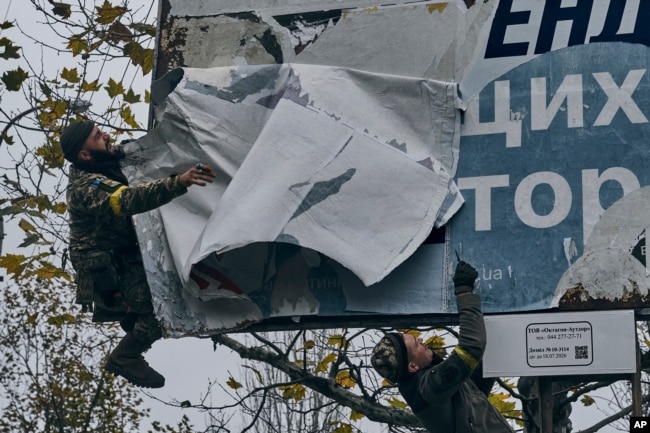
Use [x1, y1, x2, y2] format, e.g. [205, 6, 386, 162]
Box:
[544, 333, 584, 340]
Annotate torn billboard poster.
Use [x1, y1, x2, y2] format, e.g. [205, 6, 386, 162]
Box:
[122, 64, 462, 335]
[126, 0, 650, 334]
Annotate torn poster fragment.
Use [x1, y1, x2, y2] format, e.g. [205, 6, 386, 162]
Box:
[121, 64, 462, 334]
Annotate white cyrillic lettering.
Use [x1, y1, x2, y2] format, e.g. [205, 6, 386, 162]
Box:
[458, 175, 510, 231]
[462, 81, 523, 148]
[515, 171, 572, 228]
[582, 167, 640, 244]
[592, 69, 648, 126]
[531, 74, 584, 130]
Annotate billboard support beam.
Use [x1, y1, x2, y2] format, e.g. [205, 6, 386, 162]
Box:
[633, 338, 642, 416]
[540, 377, 553, 433]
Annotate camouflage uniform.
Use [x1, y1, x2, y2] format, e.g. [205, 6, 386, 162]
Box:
[67, 164, 187, 343]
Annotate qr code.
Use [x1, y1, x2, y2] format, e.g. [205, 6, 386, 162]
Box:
[575, 345, 589, 359]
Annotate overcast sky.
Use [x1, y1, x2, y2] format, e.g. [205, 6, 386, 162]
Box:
[0, 0, 631, 431]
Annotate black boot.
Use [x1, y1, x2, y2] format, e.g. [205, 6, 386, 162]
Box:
[104, 333, 165, 388]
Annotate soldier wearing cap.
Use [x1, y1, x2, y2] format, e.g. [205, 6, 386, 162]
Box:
[61, 120, 215, 388]
[370, 261, 514, 433]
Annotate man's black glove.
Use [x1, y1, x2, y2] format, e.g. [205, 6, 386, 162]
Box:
[453, 261, 478, 295]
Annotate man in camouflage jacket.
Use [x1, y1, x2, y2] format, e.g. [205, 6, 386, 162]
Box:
[371, 261, 514, 433]
[61, 120, 215, 388]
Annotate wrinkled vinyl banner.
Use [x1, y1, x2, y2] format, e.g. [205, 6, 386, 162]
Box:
[121, 64, 462, 335]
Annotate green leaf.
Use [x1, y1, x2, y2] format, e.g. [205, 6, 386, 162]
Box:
[61, 67, 80, 83]
[67, 37, 88, 56]
[82, 79, 101, 92]
[2, 131, 14, 145]
[123, 42, 154, 75]
[142, 48, 154, 75]
[0, 21, 14, 30]
[123, 88, 141, 104]
[580, 394, 596, 406]
[18, 233, 40, 248]
[0, 37, 21, 60]
[226, 376, 242, 389]
[39, 82, 52, 97]
[2, 67, 28, 91]
[108, 21, 132, 43]
[26, 312, 39, 325]
[119, 104, 139, 128]
[104, 78, 125, 97]
[51, 2, 72, 18]
[95, 0, 127, 25]
[46, 314, 76, 326]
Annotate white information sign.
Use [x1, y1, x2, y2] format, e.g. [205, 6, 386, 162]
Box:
[483, 310, 635, 377]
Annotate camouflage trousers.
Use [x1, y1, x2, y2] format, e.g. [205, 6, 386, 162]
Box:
[72, 248, 162, 344]
[95, 261, 162, 344]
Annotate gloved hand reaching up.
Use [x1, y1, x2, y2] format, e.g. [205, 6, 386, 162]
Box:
[453, 261, 478, 295]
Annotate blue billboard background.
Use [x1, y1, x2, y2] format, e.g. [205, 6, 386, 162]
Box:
[452, 41, 650, 312]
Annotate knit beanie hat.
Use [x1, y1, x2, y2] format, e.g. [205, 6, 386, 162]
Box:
[370, 333, 409, 384]
[60, 120, 94, 162]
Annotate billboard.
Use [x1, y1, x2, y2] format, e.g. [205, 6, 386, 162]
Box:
[129, 0, 650, 335]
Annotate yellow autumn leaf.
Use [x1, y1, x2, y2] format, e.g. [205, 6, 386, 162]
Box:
[488, 392, 520, 420]
[123, 88, 141, 104]
[67, 37, 88, 56]
[226, 377, 242, 389]
[61, 67, 80, 83]
[302, 339, 315, 350]
[278, 383, 306, 401]
[18, 218, 37, 233]
[580, 394, 595, 406]
[105, 78, 125, 97]
[327, 334, 349, 349]
[333, 423, 353, 433]
[26, 313, 39, 325]
[141, 48, 154, 75]
[95, 0, 127, 25]
[120, 105, 139, 128]
[34, 262, 69, 280]
[82, 79, 101, 92]
[400, 329, 422, 338]
[335, 370, 356, 389]
[385, 396, 408, 409]
[350, 409, 365, 422]
[316, 352, 337, 373]
[0, 254, 27, 276]
[424, 334, 445, 348]
[47, 313, 76, 326]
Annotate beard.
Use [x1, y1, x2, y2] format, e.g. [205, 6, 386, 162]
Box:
[87, 147, 125, 163]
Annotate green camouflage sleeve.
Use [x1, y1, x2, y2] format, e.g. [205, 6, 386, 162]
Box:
[113, 175, 188, 216]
